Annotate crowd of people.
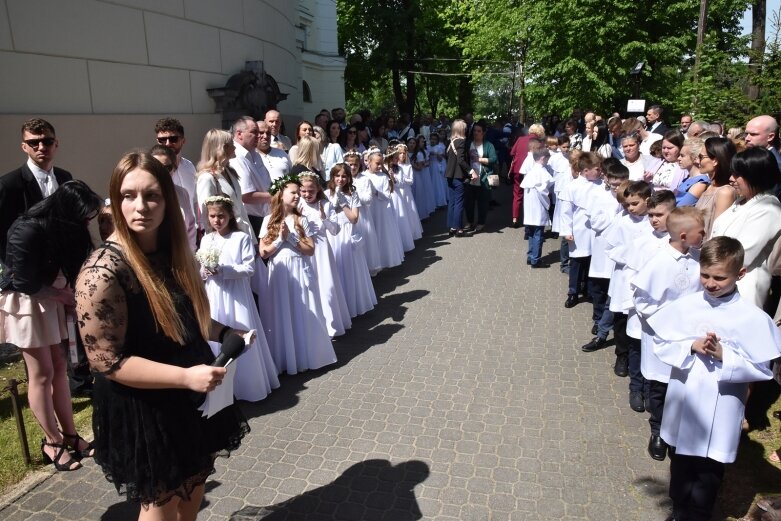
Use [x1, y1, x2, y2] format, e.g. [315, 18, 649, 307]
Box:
[0, 111, 463, 520]
[512, 108, 781, 521]
[1, 106, 781, 520]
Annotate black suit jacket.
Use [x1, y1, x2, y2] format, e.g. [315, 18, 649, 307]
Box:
[0, 164, 72, 260]
[650, 122, 669, 136]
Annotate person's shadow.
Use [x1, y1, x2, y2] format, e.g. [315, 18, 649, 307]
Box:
[229, 459, 430, 520]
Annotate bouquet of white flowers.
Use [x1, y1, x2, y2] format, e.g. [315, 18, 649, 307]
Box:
[195, 247, 221, 270]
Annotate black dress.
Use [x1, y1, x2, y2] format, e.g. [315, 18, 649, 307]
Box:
[76, 243, 249, 505]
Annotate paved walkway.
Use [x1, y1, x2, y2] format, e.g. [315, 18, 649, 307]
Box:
[0, 185, 675, 520]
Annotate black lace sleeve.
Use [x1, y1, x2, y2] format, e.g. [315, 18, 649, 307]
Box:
[75, 247, 129, 375]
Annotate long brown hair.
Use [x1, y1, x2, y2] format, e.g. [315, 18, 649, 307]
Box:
[326, 163, 355, 195]
[262, 181, 307, 244]
[382, 153, 397, 193]
[109, 152, 211, 343]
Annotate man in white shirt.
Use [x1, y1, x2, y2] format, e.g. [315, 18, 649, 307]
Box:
[229, 116, 270, 236]
[264, 110, 292, 151]
[154, 118, 199, 242]
[256, 120, 292, 182]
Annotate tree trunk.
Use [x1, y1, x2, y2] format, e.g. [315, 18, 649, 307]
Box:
[692, 0, 709, 112]
[392, 66, 406, 115]
[748, 0, 766, 100]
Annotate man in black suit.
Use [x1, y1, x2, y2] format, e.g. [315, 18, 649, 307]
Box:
[646, 105, 669, 135]
[0, 119, 92, 395]
[0, 118, 72, 260]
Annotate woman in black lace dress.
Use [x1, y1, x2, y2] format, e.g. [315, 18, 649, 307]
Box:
[75, 152, 249, 520]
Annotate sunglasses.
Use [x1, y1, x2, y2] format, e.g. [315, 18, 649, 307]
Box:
[156, 135, 181, 145]
[24, 137, 56, 148]
[347, 130, 357, 134]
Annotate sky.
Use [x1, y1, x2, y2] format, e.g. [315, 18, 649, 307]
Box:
[741, 0, 781, 37]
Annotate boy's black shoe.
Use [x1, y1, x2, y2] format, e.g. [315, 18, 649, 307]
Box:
[581, 337, 607, 352]
[648, 435, 667, 461]
[630, 391, 645, 412]
[531, 263, 549, 269]
[564, 295, 578, 308]
[614, 355, 629, 377]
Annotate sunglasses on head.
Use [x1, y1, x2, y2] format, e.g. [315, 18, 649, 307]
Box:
[156, 135, 181, 145]
[24, 137, 56, 148]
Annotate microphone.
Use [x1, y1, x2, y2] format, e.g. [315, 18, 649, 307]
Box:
[212, 333, 245, 367]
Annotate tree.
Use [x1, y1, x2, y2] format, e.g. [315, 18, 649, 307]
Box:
[337, 0, 462, 116]
[748, 0, 766, 100]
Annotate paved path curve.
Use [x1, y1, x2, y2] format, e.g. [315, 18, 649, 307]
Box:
[0, 185, 673, 520]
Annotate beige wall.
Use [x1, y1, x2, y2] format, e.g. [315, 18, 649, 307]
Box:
[0, 0, 346, 192]
[0, 114, 220, 196]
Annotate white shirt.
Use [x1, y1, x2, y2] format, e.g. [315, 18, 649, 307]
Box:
[258, 147, 292, 182]
[172, 157, 197, 208]
[231, 142, 271, 217]
[639, 133, 663, 155]
[27, 158, 58, 197]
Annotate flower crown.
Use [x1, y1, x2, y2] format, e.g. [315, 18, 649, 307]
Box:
[269, 173, 301, 196]
[203, 195, 233, 207]
[384, 146, 401, 159]
[343, 150, 361, 158]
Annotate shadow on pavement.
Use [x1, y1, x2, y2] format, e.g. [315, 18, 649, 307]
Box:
[228, 459, 430, 521]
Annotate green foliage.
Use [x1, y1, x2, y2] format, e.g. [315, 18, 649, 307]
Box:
[337, 0, 781, 124]
[677, 33, 754, 127]
[754, 7, 781, 117]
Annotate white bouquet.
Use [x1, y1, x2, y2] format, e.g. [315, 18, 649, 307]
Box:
[195, 247, 221, 270]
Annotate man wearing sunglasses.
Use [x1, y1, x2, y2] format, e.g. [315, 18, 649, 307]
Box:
[154, 117, 198, 240]
[0, 118, 72, 260]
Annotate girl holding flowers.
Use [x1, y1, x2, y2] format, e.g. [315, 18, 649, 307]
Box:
[198, 195, 279, 401]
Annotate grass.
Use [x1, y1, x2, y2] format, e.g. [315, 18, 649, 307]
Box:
[0, 358, 93, 495]
[722, 380, 781, 520]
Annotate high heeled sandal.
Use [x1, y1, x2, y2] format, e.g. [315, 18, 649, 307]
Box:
[40, 438, 82, 471]
[61, 432, 95, 459]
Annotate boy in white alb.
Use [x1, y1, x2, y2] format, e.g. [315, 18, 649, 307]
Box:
[631, 207, 705, 461]
[648, 237, 781, 521]
[579, 159, 627, 350]
[521, 148, 553, 267]
[620, 191, 677, 413]
[559, 153, 602, 308]
[603, 181, 652, 377]
[550, 136, 574, 273]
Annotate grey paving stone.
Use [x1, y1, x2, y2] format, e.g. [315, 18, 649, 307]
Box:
[1, 186, 686, 520]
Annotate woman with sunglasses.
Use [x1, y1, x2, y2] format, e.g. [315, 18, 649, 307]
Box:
[695, 137, 737, 238]
[674, 137, 710, 206]
[0, 180, 103, 471]
[340, 125, 360, 155]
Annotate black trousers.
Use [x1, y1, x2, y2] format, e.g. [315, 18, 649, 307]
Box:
[613, 312, 629, 358]
[669, 450, 724, 521]
[647, 380, 668, 436]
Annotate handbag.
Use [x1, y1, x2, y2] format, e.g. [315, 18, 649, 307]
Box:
[487, 174, 500, 187]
